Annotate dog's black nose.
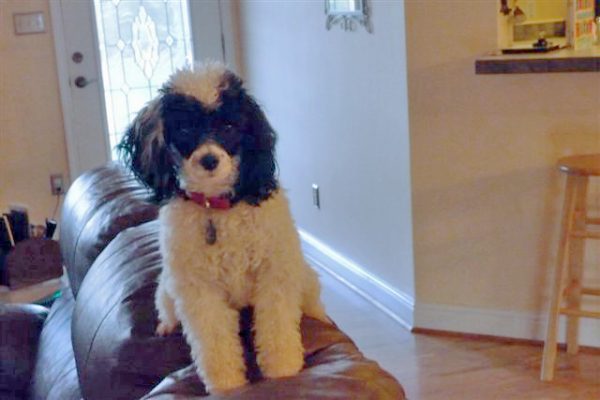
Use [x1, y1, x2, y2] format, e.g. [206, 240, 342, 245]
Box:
[200, 153, 219, 171]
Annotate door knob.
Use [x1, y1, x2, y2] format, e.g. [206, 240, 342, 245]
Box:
[74, 76, 97, 88]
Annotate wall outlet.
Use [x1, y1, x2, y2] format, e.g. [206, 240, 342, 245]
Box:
[312, 184, 320, 209]
[50, 174, 64, 195]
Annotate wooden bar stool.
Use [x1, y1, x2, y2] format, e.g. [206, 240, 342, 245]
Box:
[541, 154, 600, 381]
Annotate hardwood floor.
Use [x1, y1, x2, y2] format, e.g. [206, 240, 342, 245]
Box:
[0, 278, 62, 304]
[317, 269, 600, 400]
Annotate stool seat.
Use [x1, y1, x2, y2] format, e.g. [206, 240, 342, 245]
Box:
[558, 154, 600, 176]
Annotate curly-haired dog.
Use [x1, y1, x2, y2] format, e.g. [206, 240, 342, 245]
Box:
[119, 62, 328, 393]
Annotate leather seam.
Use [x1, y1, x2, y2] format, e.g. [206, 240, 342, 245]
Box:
[78, 299, 122, 390]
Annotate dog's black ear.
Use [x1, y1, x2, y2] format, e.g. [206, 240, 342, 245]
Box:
[234, 94, 278, 206]
[118, 98, 178, 202]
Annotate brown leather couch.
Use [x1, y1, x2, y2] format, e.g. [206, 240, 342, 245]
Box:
[0, 163, 405, 399]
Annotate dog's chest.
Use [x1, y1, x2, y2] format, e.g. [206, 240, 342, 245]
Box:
[160, 198, 280, 306]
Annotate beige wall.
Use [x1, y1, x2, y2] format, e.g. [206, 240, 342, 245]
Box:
[0, 0, 69, 224]
[406, 0, 600, 318]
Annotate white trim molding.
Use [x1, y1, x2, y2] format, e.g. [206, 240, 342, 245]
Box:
[415, 302, 600, 348]
[299, 229, 414, 330]
[48, 1, 78, 179]
[299, 228, 599, 348]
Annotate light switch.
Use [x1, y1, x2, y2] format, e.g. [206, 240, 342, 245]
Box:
[13, 12, 45, 35]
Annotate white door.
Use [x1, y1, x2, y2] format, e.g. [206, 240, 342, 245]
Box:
[50, 0, 226, 180]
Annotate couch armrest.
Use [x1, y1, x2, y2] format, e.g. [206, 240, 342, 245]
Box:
[0, 304, 49, 399]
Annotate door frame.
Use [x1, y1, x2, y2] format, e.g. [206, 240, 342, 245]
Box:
[49, 0, 111, 181]
[49, 0, 236, 182]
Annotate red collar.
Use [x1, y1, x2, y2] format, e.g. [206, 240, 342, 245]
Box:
[183, 192, 232, 210]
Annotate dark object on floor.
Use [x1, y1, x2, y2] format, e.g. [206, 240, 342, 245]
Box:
[3, 238, 62, 290]
[45, 219, 57, 240]
[1, 216, 15, 285]
[0, 252, 7, 286]
[6, 207, 29, 243]
[0, 163, 405, 400]
[0, 217, 14, 251]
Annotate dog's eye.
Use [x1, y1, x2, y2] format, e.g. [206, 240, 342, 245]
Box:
[216, 124, 232, 136]
[217, 124, 241, 153]
[224, 124, 236, 134]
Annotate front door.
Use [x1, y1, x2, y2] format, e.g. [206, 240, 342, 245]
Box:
[51, 0, 224, 180]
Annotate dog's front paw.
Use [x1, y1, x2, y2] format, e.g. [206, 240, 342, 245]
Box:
[155, 320, 177, 336]
[259, 351, 303, 379]
[207, 373, 248, 394]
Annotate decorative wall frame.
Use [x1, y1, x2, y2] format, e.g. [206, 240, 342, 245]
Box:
[325, 0, 372, 33]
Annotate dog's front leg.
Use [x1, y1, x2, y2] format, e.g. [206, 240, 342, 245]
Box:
[253, 272, 304, 379]
[155, 271, 179, 336]
[175, 283, 247, 393]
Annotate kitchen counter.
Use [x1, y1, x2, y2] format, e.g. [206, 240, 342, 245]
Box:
[475, 45, 600, 74]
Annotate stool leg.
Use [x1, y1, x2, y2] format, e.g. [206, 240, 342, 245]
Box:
[541, 175, 577, 381]
[566, 176, 588, 355]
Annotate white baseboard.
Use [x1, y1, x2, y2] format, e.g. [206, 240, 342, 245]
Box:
[298, 230, 599, 348]
[415, 302, 600, 348]
[299, 229, 414, 330]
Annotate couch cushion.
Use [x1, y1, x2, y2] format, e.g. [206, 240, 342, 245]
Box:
[72, 221, 190, 400]
[30, 287, 81, 400]
[72, 221, 405, 399]
[60, 162, 158, 297]
[143, 319, 405, 399]
[0, 304, 48, 400]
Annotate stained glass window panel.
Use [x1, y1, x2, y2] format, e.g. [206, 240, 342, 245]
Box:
[93, 0, 193, 159]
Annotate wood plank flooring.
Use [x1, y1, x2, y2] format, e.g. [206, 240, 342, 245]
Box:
[317, 269, 600, 400]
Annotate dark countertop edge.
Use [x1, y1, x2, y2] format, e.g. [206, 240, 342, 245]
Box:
[475, 55, 600, 74]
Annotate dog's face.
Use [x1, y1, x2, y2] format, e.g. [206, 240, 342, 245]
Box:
[119, 63, 277, 205]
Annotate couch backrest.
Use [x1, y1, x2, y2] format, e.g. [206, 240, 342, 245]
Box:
[59, 162, 159, 297]
[71, 220, 195, 400]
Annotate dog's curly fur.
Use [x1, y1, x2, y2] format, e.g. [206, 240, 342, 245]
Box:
[119, 62, 328, 393]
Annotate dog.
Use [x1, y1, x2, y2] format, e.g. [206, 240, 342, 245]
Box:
[119, 62, 328, 393]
